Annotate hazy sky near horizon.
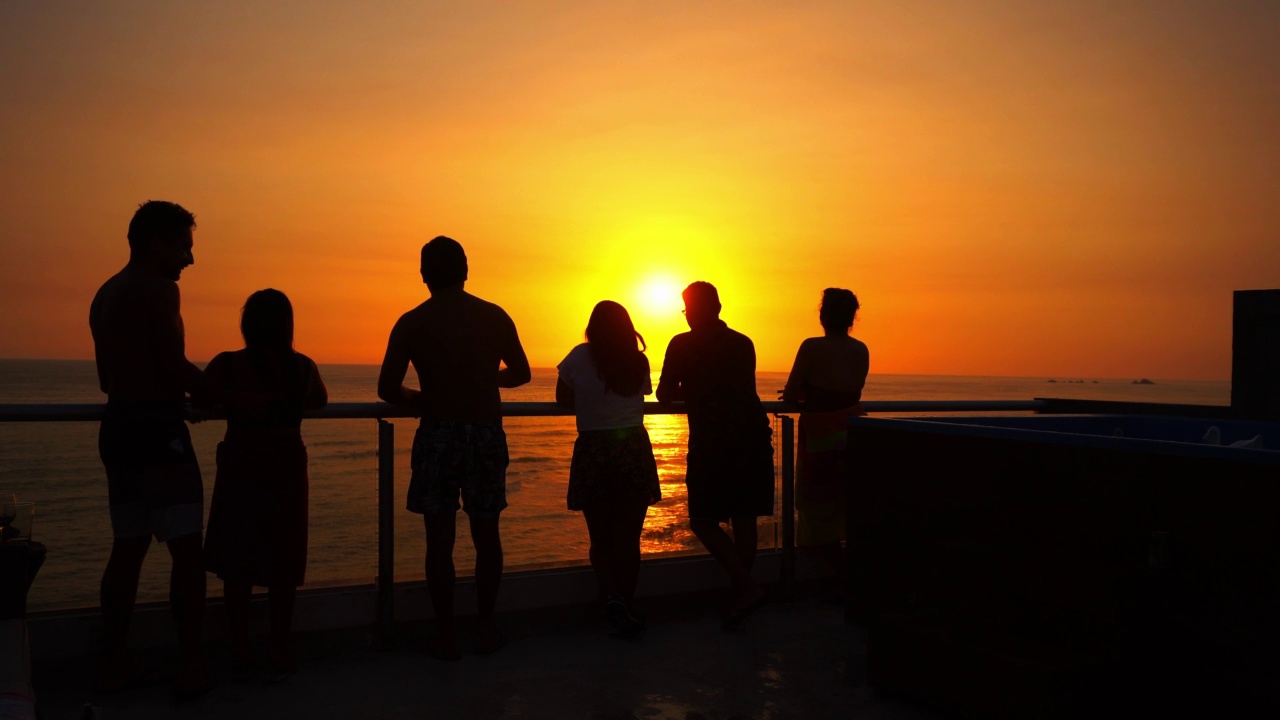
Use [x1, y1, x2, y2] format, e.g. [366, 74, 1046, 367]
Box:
[2, 1, 1277, 380]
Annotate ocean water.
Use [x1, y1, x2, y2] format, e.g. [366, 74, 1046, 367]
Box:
[0, 360, 1229, 611]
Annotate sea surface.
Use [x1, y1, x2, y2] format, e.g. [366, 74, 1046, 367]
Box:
[0, 359, 1229, 611]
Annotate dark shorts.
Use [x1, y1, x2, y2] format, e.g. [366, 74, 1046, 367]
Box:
[685, 440, 775, 523]
[98, 401, 204, 542]
[568, 426, 661, 511]
[408, 421, 509, 518]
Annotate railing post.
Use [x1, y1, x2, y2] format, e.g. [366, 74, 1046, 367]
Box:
[376, 419, 395, 640]
[779, 415, 796, 600]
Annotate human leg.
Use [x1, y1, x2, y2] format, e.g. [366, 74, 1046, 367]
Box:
[690, 517, 762, 611]
[582, 503, 619, 600]
[468, 514, 504, 653]
[266, 585, 297, 674]
[165, 532, 209, 692]
[97, 534, 151, 691]
[423, 513, 460, 659]
[610, 501, 648, 605]
[730, 515, 758, 572]
[222, 580, 253, 668]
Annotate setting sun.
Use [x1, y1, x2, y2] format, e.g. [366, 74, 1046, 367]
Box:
[637, 276, 683, 317]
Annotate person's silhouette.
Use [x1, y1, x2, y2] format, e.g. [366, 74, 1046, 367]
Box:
[656, 282, 774, 630]
[781, 288, 869, 594]
[378, 236, 531, 659]
[202, 289, 328, 681]
[89, 200, 215, 697]
[555, 301, 661, 638]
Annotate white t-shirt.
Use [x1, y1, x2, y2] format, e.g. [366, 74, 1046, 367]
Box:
[556, 343, 651, 432]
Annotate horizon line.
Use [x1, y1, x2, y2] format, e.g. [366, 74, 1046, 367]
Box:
[0, 357, 1231, 384]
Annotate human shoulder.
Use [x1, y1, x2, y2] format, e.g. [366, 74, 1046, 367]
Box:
[847, 336, 869, 357]
[557, 343, 593, 377]
[292, 351, 322, 372]
[469, 293, 515, 323]
[203, 350, 240, 380]
[666, 331, 694, 352]
[209, 350, 240, 365]
[725, 326, 756, 353]
[562, 342, 591, 361]
[392, 301, 432, 331]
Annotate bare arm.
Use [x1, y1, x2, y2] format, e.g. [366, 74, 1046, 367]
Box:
[655, 340, 683, 403]
[781, 341, 810, 403]
[852, 341, 870, 394]
[159, 282, 218, 402]
[304, 357, 329, 410]
[377, 316, 422, 406]
[497, 314, 531, 389]
[193, 353, 230, 409]
[555, 377, 575, 409]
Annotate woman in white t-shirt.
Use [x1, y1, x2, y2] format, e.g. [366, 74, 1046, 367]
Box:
[556, 300, 661, 638]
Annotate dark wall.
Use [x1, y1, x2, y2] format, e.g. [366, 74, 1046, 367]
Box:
[1233, 289, 1280, 420]
[847, 417, 1280, 717]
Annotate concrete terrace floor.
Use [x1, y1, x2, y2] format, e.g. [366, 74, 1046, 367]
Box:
[32, 598, 946, 720]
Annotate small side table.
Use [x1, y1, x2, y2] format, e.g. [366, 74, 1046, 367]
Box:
[0, 542, 46, 621]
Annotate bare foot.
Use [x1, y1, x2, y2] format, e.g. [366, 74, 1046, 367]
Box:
[94, 656, 149, 694]
[730, 584, 767, 615]
[265, 648, 297, 681]
[421, 635, 462, 661]
[172, 664, 215, 702]
[475, 626, 507, 656]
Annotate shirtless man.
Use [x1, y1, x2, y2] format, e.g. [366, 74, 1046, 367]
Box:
[378, 236, 531, 659]
[89, 200, 214, 697]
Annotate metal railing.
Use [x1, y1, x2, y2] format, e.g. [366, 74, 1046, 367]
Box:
[0, 399, 1048, 423]
[0, 399, 1047, 631]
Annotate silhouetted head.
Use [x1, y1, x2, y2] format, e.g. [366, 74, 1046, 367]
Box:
[585, 300, 648, 397]
[419, 236, 468, 291]
[127, 200, 196, 281]
[819, 288, 859, 335]
[241, 289, 294, 354]
[681, 281, 721, 331]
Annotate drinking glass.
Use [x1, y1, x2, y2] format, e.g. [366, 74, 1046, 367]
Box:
[0, 493, 16, 541]
[5, 502, 35, 542]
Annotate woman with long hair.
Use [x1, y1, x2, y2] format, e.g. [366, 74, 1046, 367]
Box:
[781, 288, 869, 595]
[203, 289, 327, 680]
[556, 300, 661, 638]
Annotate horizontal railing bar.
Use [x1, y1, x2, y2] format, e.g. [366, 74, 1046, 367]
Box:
[0, 400, 1050, 422]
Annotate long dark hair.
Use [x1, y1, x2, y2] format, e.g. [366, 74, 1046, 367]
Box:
[585, 300, 647, 397]
[241, 289, 294, 354]
[239, 289, 303, 401]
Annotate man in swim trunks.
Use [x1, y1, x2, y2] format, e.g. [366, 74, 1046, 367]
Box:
[657, 281, 774, 629]
[89, 200, 215, 696]
[378, 236, 531, 659]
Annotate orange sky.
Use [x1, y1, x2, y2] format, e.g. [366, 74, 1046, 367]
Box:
[1, 1, 1277, 379]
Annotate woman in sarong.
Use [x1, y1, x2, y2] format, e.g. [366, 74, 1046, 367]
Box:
[782, 289, 869, 594]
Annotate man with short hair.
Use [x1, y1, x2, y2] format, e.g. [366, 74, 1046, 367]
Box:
[378, 236, 531, 659]
[89, 200, 214, 697]
[657, 281, 774, 630]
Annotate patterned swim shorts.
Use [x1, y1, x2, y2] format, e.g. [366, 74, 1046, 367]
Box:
[407, 420, 509, 518]
[98, 400, 204, 542]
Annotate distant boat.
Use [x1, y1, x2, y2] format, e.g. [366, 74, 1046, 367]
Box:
[1133, 378, 1156, 385]
[1048, 379, 1057, 383]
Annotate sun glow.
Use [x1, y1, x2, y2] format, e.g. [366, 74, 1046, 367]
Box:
[636, 276, 683, 318]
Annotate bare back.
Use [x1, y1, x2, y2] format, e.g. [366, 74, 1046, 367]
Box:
[380, 291, 528, 422]
[89, 265, 192, 402]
